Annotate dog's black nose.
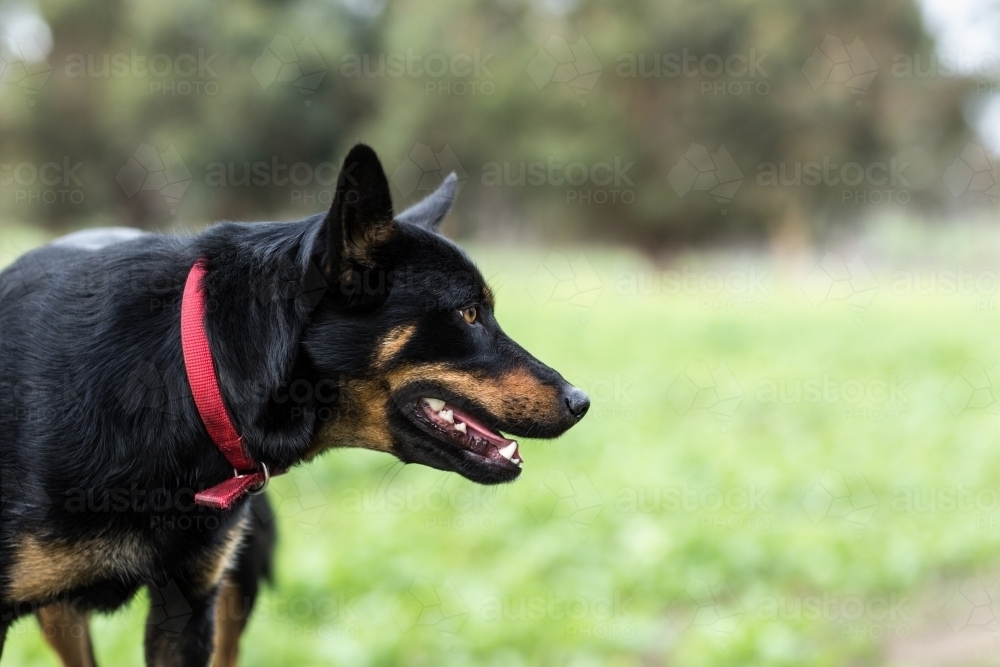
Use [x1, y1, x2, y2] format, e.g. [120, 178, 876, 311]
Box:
[563, 386, 590, 420]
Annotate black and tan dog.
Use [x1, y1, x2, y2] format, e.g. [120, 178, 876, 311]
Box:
[0, 144, 589, 666]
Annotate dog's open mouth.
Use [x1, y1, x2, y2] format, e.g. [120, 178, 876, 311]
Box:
[409, 397, 523, 469]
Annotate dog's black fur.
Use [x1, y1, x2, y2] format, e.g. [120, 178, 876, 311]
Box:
[0, 145, 587, 666]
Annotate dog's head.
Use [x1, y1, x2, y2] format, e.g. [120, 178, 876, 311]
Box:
[299, 144, 589, 484]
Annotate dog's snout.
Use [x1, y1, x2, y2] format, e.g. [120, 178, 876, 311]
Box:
[562, 386, 590, 420]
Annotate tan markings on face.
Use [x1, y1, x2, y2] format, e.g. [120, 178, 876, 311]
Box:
[374, 324, 416, 367]
[386, 365, 560, 419]
[309, 377, 394, 458]
[308, 364, 559, 455]
[37, 601, 96, 667]
[212, 576, 247, 667]
[482, 285, 495, 307]
[8, 534, 150, 603]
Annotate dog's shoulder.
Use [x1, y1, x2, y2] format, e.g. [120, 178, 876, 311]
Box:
[2, 226, 186, 293]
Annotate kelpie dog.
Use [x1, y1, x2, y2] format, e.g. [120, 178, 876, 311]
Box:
[0, 144, 589, 666]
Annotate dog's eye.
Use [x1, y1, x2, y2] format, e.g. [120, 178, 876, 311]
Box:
[461, 306, 478, 325]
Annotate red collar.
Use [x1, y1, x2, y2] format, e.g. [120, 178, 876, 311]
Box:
[181, 259, 272, 510]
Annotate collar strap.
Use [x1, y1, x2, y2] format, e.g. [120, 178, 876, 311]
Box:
[181, 258, 274, 510]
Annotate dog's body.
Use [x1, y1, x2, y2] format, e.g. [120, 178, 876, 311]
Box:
[0, 145, 588, 666]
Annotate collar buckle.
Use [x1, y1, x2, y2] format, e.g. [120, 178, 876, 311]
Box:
[235, 462, 271, 495]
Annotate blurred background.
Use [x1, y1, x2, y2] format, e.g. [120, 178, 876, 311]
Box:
[6, 0, 1000, 665]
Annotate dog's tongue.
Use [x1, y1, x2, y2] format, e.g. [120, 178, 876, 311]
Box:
[450, 405, 509, 446]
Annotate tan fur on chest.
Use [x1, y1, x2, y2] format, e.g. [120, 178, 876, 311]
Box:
[196, 516, 248, 594]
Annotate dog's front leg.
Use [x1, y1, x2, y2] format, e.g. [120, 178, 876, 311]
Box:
[37, 601, 98, 667]
[144, 579, 218, 667]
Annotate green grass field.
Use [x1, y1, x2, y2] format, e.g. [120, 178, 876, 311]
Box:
[4, 226, 1000, 666]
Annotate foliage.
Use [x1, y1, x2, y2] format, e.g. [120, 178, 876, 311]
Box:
[4, 231, 1000, 665]
[0, 0, 979, 244]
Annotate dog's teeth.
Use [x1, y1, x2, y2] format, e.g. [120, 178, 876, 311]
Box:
[454, 422, 467, 434]
[498, 442, 517, 460]
[440, 409, 454, 423]
[512, 456, 522, 466]
[423, 398, 445, 412]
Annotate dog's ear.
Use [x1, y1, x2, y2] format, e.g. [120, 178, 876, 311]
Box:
[395, 173, 458, 232]
[320, 144, 395, 282]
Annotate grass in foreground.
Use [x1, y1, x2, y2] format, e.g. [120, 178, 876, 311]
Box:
[3, 230, 1000, 666]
